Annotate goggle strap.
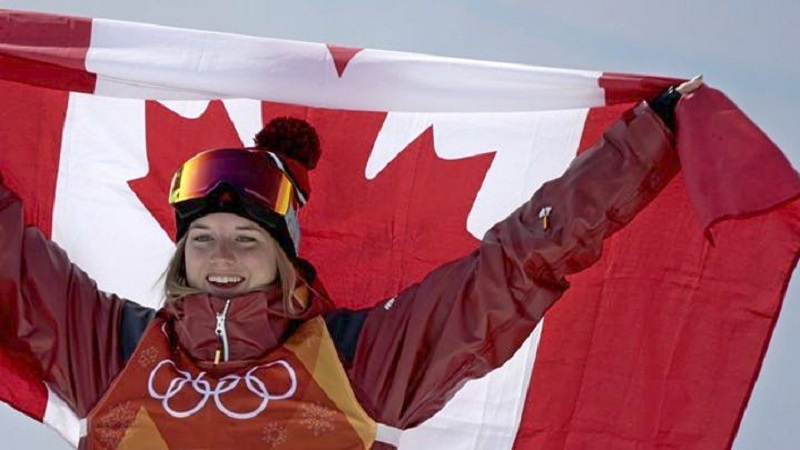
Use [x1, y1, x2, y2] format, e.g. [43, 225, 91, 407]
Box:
[285, 206, 301, 253]
[266, 151, 307, 205]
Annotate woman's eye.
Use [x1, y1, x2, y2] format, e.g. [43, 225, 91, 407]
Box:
[192, 234, 213, 242]
[236, 236, 257, 243]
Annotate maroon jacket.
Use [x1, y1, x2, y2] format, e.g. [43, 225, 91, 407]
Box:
[0, 103, 677, 445]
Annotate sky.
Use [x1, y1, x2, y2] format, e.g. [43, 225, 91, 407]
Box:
[0, 1, 797, 448]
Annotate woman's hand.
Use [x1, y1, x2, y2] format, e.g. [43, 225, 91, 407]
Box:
[676, 75, 704, 95]
[647, 75, 703, 129]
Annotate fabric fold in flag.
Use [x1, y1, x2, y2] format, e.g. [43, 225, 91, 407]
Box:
[675, 88, 800, 233]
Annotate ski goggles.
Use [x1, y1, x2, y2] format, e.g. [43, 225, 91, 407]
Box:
[168, 148, 300, 217]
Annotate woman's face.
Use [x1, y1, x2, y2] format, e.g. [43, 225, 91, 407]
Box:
[184, 212, 278, 298]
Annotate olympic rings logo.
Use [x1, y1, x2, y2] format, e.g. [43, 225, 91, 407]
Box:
[147, 359, 297, 420]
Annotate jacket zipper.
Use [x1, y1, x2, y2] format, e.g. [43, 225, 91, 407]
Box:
[214, 299, 232, 365]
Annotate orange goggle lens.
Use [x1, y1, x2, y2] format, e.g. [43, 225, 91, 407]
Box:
[169, 148, 296, 216]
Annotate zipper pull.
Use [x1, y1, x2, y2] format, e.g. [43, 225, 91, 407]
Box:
[538, 206, 553, 231]
[213, 349, 222, 365]
[214, 299, 232, 365]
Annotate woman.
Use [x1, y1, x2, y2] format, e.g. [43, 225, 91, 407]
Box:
[0, 78, 702, 449]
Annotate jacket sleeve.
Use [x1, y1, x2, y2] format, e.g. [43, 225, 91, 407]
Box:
[347, 103, 680, 428]
[0, 178, 130, 417]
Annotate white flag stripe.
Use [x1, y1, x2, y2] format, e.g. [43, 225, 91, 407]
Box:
[87, 18, 604, 112]
[53, 93, 173, 308]
[400, 325, 544, 449]
[42, 386, 80, 448]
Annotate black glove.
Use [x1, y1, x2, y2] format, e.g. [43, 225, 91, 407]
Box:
[648, 86, 682, 130]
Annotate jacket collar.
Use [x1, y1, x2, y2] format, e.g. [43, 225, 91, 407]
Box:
[160, 271, 334, 365]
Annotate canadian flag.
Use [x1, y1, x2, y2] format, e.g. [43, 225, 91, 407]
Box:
[0, 9, 798, 449]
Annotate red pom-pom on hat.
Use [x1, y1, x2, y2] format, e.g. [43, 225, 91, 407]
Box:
[252, 117, 321, 201]
[254, 117, 321, 169]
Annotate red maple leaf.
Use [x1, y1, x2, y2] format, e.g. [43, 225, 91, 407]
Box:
[326, 45, 363, 77]
[128, 100, 244, 239]
[130, 100, 494, 308]
[260, 103, 495, 307]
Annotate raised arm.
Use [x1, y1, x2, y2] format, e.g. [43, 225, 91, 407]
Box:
[0, 176, 141, 417]
[345, 99, 683, 428]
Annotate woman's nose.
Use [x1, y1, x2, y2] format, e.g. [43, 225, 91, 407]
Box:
[209, 240, 235, 263]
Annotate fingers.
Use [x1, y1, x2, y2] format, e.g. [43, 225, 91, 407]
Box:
[676, 74, 704, 95]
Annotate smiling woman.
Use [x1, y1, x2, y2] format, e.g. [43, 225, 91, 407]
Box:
[161, 118, 314, 320]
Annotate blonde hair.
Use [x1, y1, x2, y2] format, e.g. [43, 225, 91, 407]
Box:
[162, 235, 306, 317]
